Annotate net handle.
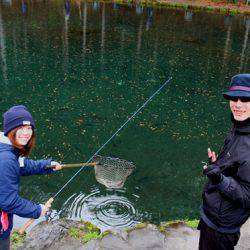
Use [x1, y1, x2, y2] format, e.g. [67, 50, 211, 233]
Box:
[45, 162, 97, 169]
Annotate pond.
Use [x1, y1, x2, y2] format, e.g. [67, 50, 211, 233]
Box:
[0, 0, 249, 230]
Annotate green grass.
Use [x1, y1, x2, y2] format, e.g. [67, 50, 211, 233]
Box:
[10, 231, 26, 250]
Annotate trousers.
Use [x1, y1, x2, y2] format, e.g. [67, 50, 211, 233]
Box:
[198, 219, 240, 250]
[0, 237, 10, 250]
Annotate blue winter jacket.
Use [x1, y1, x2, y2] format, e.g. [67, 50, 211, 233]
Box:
[0, 133, 53, 240]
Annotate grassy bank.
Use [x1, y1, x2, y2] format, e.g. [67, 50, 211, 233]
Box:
[104, 0, 250, 15]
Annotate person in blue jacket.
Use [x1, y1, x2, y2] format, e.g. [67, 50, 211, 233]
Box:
[199, 74, 250, 250]
[0, 105, 62, 250]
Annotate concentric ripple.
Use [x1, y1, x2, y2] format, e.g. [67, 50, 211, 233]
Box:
[62, 187, 140, 230]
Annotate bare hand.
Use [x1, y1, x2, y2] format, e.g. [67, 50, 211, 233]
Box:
[208, 148, 217, 163]
[40, 198, 54, 216]
[51, 161, 62, 171]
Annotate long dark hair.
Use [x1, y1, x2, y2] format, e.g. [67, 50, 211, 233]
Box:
[8, 127, 36, 156]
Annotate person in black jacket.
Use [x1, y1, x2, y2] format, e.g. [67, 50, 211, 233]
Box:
[199, 73, 250, 250]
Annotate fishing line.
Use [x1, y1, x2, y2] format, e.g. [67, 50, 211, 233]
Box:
[53, 76, 172, 199]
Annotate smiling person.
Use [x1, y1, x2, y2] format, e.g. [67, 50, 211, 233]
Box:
[0, 105, 62, 250]
[199, 74, 250, 250]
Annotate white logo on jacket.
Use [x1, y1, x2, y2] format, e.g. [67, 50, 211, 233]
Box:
[18, 157, 25, 167]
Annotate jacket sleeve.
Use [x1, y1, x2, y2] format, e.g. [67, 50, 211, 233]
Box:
[218, 160, 250, 209]
[0, 157, 41, 218]
[19, 158, 54, 176]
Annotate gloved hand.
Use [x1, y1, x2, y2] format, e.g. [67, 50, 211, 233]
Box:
[51, 161, 62, 171]
[203, 164, 222, 185]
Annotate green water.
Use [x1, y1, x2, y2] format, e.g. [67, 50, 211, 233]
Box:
[0, 0, 249, 229]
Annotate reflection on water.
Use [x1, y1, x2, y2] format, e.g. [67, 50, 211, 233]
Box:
[0, 6, 7, 85]
[62, 187, 140, 230]
[239, 18, 249, 72]
[0, 0, 249, 230]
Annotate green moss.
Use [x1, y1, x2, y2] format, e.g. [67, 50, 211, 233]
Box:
[159, 219, 199, 232]
[68, 227, 85, 238]
[126, 222, 147, 232]
[81, 231, 102, 243]
[159, 220, 186, 232]
[10, 231, 26, 250]
[101, 231, 111, 237]
[185, 219, 199, 229]
[82, 221, 100, 234]
[68, 221, 111, 244]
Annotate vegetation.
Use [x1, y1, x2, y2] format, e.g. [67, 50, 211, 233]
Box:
[102, 0, 250, 15]
[126, 222, 147, 232]
[68, 219, 200, 244]
[10, 231, 26, 250]
[158, 219, 199, 233]
[9, 219, 200, 247]
[68, 220, 110, 244]
[185, 219, 200, 229]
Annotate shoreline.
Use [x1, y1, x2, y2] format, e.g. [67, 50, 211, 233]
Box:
[107, 0, 250, 15]
[12, 218, 250, 249]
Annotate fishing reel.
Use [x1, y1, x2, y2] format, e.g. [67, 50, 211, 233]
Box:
[45, 210, 53, 223]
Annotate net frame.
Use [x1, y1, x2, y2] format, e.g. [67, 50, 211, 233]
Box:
[92, 155, 135, 189]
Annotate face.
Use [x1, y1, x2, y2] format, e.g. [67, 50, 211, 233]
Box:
[230, 98, 250, 121]
[15, 125, 33, 146]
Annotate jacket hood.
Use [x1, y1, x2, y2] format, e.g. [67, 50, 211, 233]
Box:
[0, 132, 13, 152]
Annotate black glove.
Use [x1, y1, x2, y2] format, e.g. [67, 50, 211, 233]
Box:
[203, 165, 222, 185]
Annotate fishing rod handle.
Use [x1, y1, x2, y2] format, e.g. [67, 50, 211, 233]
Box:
[18, 219, 34, 235]
[18, 198, 54, 235]
[44, 162, 96, 169]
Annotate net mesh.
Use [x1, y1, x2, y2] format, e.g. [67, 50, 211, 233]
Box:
[92, 155, 135, 189]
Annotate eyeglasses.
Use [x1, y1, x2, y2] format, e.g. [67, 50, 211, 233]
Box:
[227, 96, 250, 103]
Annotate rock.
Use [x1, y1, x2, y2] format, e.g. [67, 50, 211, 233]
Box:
[236, 219, 250, 250]
[128, 225, 166, 249]
[85, 234, 130, 250]
[17, 220, 84, 250]
[16, 218, 250, 250]
[48, 236, 84, 250]
[164, 223, 199, 250]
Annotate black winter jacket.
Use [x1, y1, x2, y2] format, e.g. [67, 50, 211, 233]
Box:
[201, 118, 250, 233]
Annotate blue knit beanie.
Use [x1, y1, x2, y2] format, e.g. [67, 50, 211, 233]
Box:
[3, 105, 35, 136]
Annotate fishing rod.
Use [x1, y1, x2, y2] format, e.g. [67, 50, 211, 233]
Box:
[19, 76, 172, 234]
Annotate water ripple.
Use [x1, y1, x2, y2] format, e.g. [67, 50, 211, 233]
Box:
[62, 188, 140, 230]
